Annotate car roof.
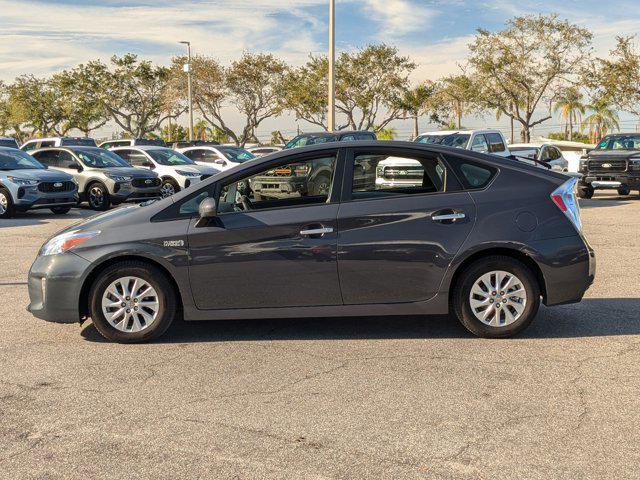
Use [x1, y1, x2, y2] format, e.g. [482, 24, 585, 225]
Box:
[111, 145, 169, 151]
[296, 130, 374, 137]
[419, 129, 503, 136]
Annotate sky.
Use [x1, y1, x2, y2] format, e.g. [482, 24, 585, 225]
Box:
[1, 0, 639, 140]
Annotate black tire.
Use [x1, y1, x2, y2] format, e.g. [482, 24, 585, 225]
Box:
[86, 182, 110, 210]
[50, 206, 71, 215]
[617, 186, 630, 196]
[310, 173, 331, 196]
[89, 261, 177, 343]
[160, 178, 180, 198]
[452, 255, 541, 338]
[577, 184, 594, 199]
[0, 187, 15, 219]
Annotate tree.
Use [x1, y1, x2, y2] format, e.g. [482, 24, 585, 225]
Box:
[8, 75, 66, 137]
[282, 44, 415, 132]
[53, 69, 108, 137]
[553, 87, 585, 141]
[581, 97, 620, 143]
[468, 14, 592, 142]
[438, 75, 476, 129]
[587, 36, 640, 116]
[393, 82, 438, 139]
[161, 123, 188, 143]
[376, 127, 396, 140]
[77, 54, 179, 137]
[0, 81, 11, 136]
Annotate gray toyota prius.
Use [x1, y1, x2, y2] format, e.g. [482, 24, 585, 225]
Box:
[27, 141, 595, 343]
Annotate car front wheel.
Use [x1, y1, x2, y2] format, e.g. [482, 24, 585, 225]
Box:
[89, 261, 177, 343]
[160, 179, 179, 198]
[577, 184, 594, 199]
[87, 183, 110, 210]
[452, 256, 540, 338]
[0, 187, 15, 218]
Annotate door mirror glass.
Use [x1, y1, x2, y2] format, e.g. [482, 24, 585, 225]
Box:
[198, 197, 217, 218]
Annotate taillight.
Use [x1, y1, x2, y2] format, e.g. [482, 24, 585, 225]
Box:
[551, 178, 582, 232]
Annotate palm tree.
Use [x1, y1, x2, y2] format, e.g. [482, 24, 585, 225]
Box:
[581, 99, 620, 143]
[553, 87, 585, 141]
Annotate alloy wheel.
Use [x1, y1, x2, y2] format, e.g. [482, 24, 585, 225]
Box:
[101, 276, 160, 333]
[468, 270, 527, 327]
[160, 182, 175, 198]
[0, 192, 7, 215]
[89, 186, 104, 208]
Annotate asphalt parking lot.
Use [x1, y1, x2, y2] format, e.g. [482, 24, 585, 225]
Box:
[1, 194, 639, 480]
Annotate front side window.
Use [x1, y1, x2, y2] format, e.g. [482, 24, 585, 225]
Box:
[219, 147, 255, 162]
[217, 154, 337, 214]
[470, 135, 489, 153]
[147, 149, 195, 166]
[0, 149, 45, 170]
[352, 152, 445, 200]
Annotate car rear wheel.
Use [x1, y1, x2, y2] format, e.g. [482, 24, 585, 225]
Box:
[89, 261, 177, 343]
[50, 206, 71, 215]
[0, 188, 15, 218]
[87, 182, 110, 210]
[577, 184, 594, 199]
[452, 256, 540, 338]
[160, 179, 179, 198]
[617, 186, 630, 196]
[310, 173, 331, 196]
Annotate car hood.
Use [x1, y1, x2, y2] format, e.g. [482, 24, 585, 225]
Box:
[1, 168, 73, 181]
[97, 167, 157, 178]
[175, 164, 219, 175]
[589, 150, 640, 158]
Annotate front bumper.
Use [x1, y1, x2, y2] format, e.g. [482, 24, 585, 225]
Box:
[582, 174, 640, 189]
[251, 176, 307, 199]
[110, 183, 162, 204]
[14, 185, 78, 211]
[27, 252, 91, 323]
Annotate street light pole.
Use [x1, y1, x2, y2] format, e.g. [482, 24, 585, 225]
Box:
[180, 41, 194, 141]
[328, 0, 335, 132]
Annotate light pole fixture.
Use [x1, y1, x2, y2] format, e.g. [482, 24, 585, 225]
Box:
[179, 41, 194, 141]
[328, 0, 336, 132]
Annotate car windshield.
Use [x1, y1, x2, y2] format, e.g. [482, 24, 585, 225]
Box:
[75, 149, 131, 168]
[0, 149, 45, 170]
[595, 135, 640, 151]
[416, 133, 471, 148]
[147, 149, 195, 166]
[219, 147, 255, 162]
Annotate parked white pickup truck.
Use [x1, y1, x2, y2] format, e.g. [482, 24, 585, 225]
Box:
[376, 130, 513, 189]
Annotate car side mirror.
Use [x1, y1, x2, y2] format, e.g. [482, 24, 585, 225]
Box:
[195, 197, 217, 228]
[214, 159, 226, 166]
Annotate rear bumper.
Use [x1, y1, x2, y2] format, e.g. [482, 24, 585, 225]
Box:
[532, 235, 595, 306]
[27, 252, 90, 323]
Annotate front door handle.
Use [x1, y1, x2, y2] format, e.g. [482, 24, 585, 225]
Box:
[432, 212, 466, 223]
[300, 227, 334, 236]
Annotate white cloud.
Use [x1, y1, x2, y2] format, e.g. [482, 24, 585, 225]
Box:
[364, 0, 438, 37]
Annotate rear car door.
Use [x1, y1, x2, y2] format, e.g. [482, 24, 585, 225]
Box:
[186, 149, 344, 310]
[337, 146, 477, 304]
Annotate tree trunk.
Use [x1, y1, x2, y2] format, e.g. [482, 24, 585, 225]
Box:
[510, 117, 514, 144]
[568, 111, 573, 142]
[412, 114, 418, 139]
[456, 101, 462, 129]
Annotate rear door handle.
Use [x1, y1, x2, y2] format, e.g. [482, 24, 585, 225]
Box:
[432, 213, 466, 222]
[300, 227, 334, 236]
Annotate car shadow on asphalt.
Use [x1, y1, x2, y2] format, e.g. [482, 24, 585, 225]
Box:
[80, 298, 640, 343]
[579, 196, 639, 209]
[0, 208, 94, 228]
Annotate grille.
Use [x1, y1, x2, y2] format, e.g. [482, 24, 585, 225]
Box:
[132, 178, 161, 188]
[383, 166, 424, 180]
[38, 181, 75, 193]
[588, 159, 627, 173]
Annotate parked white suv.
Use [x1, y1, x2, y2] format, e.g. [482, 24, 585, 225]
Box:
[110, 146, 220, 197]
[177, 145, 256, 170]
[21, 136, 97, 151]
[509, 143, 569, 172]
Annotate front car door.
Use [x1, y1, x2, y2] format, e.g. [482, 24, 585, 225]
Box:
[186, 149, 344, 310]
[337, 146, 477, 304]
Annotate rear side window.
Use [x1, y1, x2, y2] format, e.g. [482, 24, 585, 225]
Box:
[351, 152, 445, 200]
[486, 133, 506, 153]
[32, 150, 58, 166]
[445, 155, 497, 189]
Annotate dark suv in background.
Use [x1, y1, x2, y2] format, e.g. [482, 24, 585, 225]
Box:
[578, 133, 640, 198]
[252, 131, 377, 199]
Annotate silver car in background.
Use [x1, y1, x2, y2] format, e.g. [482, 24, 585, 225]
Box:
[0, 147, 77, 218]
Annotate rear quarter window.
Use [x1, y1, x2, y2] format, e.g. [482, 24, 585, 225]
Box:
[445, 155, 497, 189]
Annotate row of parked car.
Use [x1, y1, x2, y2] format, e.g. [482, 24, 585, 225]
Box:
[1, 127, 609, 219]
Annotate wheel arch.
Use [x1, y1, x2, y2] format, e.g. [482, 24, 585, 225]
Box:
[78, 254, 184, 321]
[447, 247, 548, 305]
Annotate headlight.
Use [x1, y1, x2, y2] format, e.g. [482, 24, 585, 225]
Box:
[107, 174, 133, 182]
[176, 170, 201, 177]
[7, 176, 39, 186]
[40, 231, 100, 256]
[629, 157, 640, 166]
